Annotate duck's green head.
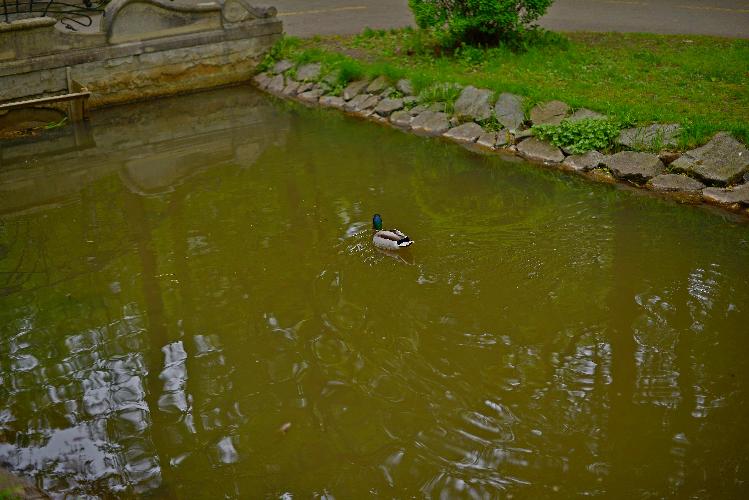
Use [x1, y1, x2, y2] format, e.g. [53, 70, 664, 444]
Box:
[372, 214, 383, 230]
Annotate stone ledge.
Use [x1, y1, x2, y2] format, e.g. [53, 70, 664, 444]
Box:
[0, 19, 282, 79]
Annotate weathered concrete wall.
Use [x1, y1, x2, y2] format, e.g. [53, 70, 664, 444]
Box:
[0, 0, 282, 108]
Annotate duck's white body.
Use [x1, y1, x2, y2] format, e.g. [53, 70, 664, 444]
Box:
[373, 229, 413, 250]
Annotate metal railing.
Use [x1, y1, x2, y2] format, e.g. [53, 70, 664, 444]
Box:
[2, 0, 110, 31]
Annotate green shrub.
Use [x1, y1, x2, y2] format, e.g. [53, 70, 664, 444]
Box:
[408, 0, 555, 48]
[532, 118, 623, 154]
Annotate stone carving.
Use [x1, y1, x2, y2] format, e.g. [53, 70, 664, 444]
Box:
[103, 0, 278, 43]
[222, 0, 277, 24]
[103, 0, 222, 43]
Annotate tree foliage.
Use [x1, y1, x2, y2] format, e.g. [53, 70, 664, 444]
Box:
[408, 0, 555, 47]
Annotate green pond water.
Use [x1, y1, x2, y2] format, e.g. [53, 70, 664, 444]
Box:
[1, 87, 749, 498]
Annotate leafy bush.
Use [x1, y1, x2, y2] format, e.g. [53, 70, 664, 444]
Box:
[408, 0, 555, 48]
[532, 118, 623, 154]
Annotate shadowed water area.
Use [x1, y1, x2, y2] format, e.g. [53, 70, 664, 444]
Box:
[1, 87, 749, 498]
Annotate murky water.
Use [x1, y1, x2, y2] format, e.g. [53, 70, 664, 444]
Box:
[1, 87, 748, 498]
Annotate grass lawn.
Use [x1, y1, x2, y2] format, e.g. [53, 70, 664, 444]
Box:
[271, 28, 749, 148]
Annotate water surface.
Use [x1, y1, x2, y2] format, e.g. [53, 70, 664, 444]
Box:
[1, 87, 748, 498]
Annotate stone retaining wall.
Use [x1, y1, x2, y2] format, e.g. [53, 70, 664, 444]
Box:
[253, 60, 749, 217]
[0, 0, 282, 108]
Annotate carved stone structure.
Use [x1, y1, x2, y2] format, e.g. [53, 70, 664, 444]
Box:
[0, 0, 282, 109]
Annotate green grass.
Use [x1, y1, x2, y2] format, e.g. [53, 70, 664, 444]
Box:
[266, 30, 749, 147]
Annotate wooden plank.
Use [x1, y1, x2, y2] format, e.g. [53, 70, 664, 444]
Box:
[0, 92, 91, 110]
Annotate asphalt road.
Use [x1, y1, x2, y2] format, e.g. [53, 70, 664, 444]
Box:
[272, 0, 749, 38]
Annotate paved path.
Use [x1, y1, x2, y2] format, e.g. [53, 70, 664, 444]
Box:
[272, 0, 749, 38]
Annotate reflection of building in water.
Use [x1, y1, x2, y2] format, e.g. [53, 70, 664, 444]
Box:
[0, 87, 288, 495]
[0, 87, 289, 214]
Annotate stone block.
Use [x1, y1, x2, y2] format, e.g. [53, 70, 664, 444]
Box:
[494, 93, 524, 131]
[319, 95, 345, 109]
[106, 0, 222, 44]
[396, 79, 413, 95]
[411, 111, 450, 136]
[670, 132, 749, 186]
[562, 151, 605, 172]
[374, 98, 404, 116]
[390, 110, 413, 128]
[603, 151, 665, 183]
[272, 59, 293, 74]
[443, 122, 485, 143]
[702, 183, 749, 205]
[296, 63, 322, 81]
[530, 100, 570, 126]
[516, 138, 565, 163]
[454, 86, 493, 121]
[647, 174, 705, 192]
[343, 80, 369, 100]
[366, 75, 389, 94]
[617, 124, 681, 149]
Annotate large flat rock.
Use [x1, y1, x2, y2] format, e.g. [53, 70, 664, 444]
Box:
[374, 98, 404, 116]
[282, 81, 301, 96]
[670, 132, 749, 186]
[647, 174, 705, 192]
[603, 151, 665, 183]
[253, 72, 271, 89]
[343, 80, 369, 100]
[271, 59, 293, 74]
[443, 122, 484, 143]
[568, 108, 606, 122]
[319, 95, 345, 109]
[298, 88, 323, 103]
[562, 151, 605, 172]
[389, 110, 413, 128]
[411, 111, 450, 136]
[453, 86, 493, 121]
[529, 100, 570, 126]
[267, 74, 286, 93]
[516, 137, 565, 163]
[344, 93, 379, 113]
[702, 183, 749, 205]
[296, 63, 321, 81]
[396, 79, 413, 95]
[494, 93, 524, 131]
[617, 123, 681, 149]
[366, 75, 389, 94]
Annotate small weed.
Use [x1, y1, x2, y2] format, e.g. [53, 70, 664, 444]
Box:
[388, 88, 405, 99]
[364, 62, 405, 83]
[328, 84, 345, 97]
[44, 116, 68, 130]
[418, 83, 462, 113]
[256, 36, 302, 72]
[455, 44, 488, 67]
[478, 115, 504, 132]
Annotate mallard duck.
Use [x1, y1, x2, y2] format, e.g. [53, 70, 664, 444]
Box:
[372, 214, 413, 250]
